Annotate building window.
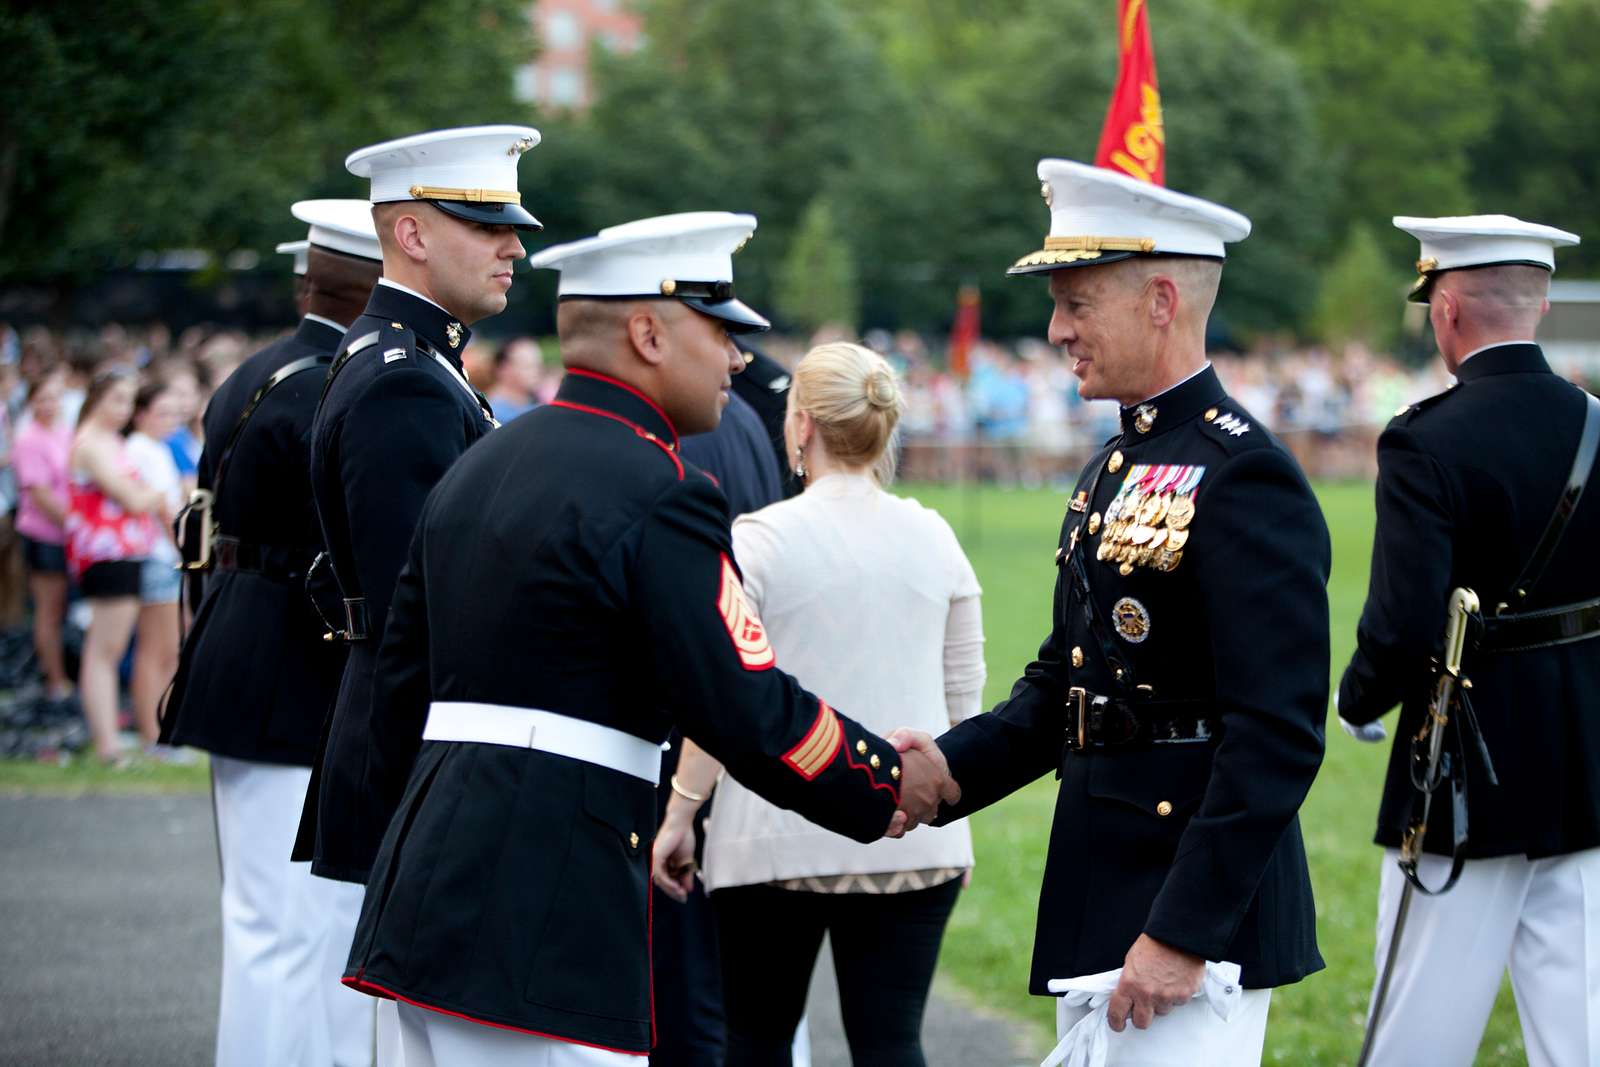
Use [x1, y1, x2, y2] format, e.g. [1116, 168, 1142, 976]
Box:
[548, 67, 585, 107]
[513, 62, 539, 102]
[545, 10, 583, 50]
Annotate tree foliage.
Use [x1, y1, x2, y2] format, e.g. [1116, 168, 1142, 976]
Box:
[777, 197, 860, 333]
[0, 0, 535, 283]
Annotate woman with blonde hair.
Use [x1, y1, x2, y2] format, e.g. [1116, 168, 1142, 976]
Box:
[655, 341, 986, 1066]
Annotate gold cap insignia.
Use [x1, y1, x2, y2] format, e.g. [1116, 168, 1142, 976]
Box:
[507, 135, 537, 157]
[660, 279, 678, 296]
[1041, 181, 1053, 207]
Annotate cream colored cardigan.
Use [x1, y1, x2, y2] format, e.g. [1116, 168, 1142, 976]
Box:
[701, 473, 986, 891]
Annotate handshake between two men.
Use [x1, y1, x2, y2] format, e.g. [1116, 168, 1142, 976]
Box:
[883, 728, 961, 839]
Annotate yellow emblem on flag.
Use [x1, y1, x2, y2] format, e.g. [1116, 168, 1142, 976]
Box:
[783, 700, 843, 780]
[717, 554, 775, 670]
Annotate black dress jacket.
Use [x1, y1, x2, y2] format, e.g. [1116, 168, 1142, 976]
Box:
[292, 283, 496, 883]
[342, 370, 903, 1053]
[934, 365, 1330, 991]
[1338, 343, 1600, 859]
[160, 317, 348, 764]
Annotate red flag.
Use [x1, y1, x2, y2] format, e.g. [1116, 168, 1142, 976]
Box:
[1094, 0, 1165, 186]
[948, 285, 980, 379]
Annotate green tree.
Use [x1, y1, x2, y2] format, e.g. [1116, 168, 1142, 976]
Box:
[1309, 224, 1408, 350]
[0, 0, 536, 287]
[842, 0, 1329, 339]
[777, 196, 860, 333]
[1473, 0, 1600, 277]
[558, 0, 929, 331]
[1216, 0, 1502, 262]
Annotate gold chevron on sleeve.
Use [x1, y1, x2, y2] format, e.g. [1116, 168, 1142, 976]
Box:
[783, 701, 843, 780]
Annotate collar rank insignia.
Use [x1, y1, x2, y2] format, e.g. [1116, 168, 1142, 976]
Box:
[717, 553, 775, 670]
[1133, 404, 1157, 434]
[1213, 412, 1250, 437]
[446, 321, 463, 349]
[1112, 597, 1152, 643]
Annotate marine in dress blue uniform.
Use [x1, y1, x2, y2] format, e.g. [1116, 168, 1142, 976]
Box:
[914, 160, 1330, 1064]
[159, 199, 385, 1067]
[1337, 215, 1600, 1067]
[340, 213, 953, 1065]
[293, 126, 543, 886]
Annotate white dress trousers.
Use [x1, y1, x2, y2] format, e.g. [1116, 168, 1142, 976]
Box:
[1365, 846, 1600, 1067]
[1052, 988, 1270, 1067]
[395, 1003, 644, 1066]
[211, 755, 377, 1067]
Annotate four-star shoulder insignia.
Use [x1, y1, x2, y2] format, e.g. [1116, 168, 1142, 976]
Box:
[1211, 412, 1251, 437]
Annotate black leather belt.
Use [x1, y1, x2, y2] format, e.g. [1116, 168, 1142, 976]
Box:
[214, 536, 315, 582]
[1064, 687, 1216, 750]
[1479, 595, 1600, 652]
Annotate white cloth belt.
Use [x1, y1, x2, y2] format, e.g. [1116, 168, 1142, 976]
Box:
[1041, 961, 1243, 1067]
[422, 701, 663, 784]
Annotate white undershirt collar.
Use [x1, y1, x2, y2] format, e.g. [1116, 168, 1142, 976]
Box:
[303, 313, 349, 333]
[378, 277, 451, 317]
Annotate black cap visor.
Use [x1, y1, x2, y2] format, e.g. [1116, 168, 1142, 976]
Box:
[431, 199, 543, 232]
[1407, 260, 1553, 304]
[685, 296, 771, 334]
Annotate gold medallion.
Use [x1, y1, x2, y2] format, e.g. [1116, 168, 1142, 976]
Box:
[1165, 495, 1196, 530]
[1111, 597, 1152, 643]
[1164, 527, 1189, 550]
[1130, 524, 1154, 546]
[1119, 562, 1135, 577]
[1097, 541, 1113, 562]
[1107, 450, 1124, 474]
[1147, 527, 1168, 551]
[1136, 492, 1169, 527]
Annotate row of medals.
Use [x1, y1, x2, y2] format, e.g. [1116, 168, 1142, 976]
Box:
[1093, 487, 1194, 576]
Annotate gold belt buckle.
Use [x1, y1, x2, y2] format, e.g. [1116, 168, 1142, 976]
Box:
[1069, 686, 1087, 750]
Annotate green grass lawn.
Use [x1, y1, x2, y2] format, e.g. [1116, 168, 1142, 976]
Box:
[0, 479, 1527, 1064]
[904, 480, 1526, 1066]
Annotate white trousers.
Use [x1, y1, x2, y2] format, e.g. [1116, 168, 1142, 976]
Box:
[212, 755, 377, 1067]
[396, 1003, 644, 1066]
[1054, 987, 1271, 1066]
[1364, 846, 1600, 1067]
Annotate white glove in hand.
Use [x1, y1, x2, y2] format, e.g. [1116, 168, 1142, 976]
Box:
[1339, 716, 1388, 743]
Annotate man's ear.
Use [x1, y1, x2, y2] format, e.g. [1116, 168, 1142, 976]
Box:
[625, 305, 669, 367]
[1147, 274, 1180, 329]
[392, 211, 427, 264]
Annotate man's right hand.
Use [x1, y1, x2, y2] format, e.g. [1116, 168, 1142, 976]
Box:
[884, 728, 960, 837]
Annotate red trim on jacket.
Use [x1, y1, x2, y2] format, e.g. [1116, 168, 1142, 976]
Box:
[343, 972, 647, 1057]
[550, 400, 685, 480]
[565, 367, 679, 446]
[845, 744, 902, 808]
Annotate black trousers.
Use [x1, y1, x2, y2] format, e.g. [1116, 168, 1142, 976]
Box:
[711, 877, 963, 1067]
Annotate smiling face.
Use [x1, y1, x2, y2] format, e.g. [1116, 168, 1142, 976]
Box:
[1046, 263, 1159, 404]
[419, 207, 524, 323]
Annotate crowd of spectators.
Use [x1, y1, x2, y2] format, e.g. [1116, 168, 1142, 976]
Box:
[0, 317, 1593, 765]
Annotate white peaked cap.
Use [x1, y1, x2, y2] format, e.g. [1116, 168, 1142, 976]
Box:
[345, 125, 542, 229]
[527, 212, 770, 333]
[290, 199, 381, 263]
[1394, 214, 1580, 302]
[275, 240, 310, 276]
[1010, 159, 1251, 275]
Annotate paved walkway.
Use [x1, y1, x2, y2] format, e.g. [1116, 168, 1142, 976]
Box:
[0, 793, 1043, 1066]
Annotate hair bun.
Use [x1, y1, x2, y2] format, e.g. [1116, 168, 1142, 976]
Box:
[865, 369, 897, 410]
